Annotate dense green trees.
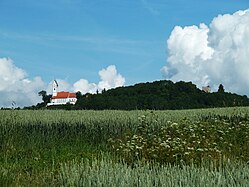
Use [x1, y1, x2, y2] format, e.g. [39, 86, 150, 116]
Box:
[36, 90, 52, 108]
[26, 80, 249, 110]
[218, 84, 225, 93]
[75, 80, 249, 110]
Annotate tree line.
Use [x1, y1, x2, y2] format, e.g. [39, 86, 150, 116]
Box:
[29, 80, 249, 110]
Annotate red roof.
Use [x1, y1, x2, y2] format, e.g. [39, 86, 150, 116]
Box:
[52, 92, 76, 99]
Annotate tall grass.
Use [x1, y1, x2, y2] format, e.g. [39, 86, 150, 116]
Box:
[60, 156, 249, 187]
[1, 107, 249, 186]
[109, 112, 249, 165]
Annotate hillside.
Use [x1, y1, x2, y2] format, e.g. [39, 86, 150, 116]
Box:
[75, 80, 249, 110]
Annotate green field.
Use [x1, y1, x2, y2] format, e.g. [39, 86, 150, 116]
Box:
[1, 108, 249, 186]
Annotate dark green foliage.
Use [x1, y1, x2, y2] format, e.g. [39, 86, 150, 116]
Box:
[218, 84, 225, 93]
[38, 90, 51, 104]
[35, 90, 52, 108]
[75, 80, 249, 110]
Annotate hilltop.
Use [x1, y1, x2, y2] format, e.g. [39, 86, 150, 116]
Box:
[73, 80, 249, 110]
[28, 80, 249, 110]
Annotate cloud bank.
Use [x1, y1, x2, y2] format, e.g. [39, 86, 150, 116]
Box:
[162, 9, 249, 95]
[0, 58, 45, 107]
[0, 58, 125, 107]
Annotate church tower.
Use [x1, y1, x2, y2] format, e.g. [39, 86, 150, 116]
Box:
[47, 79, 77, 106]
[52, 80, 58, 97]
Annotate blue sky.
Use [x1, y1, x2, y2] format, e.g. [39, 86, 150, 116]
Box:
[1, 0, 249, 107]
[1, 0, 248, 85]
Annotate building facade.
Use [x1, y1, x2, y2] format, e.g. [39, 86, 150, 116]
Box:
[47, 80, 77, 106]
[202, 85, 211, 93]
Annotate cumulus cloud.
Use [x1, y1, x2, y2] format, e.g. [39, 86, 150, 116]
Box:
[161, 9, 249, 95]
[98, 65, 125, 90]
[45, 65, 125, 95]
[72, 65, 125, 94]
[46, 65, 125, 95]
[73, 79, 97, 94]
[0, 58, 125, 108]
[0, 58, 45, 107]
[47, 79, 72, 93]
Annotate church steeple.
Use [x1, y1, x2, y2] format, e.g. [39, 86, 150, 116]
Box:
[47, 79, 77, 107]
[52, 80, 58, 97]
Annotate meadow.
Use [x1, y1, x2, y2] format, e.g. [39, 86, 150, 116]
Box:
[1, 108, 249, 186]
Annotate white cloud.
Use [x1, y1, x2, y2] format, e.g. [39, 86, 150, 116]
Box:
[72, 65, 125, 94]
[0, 58, 45, 107]
[98, 65, 125, 90]
[46, 65, 125, 95]
[0, 58, 125, 108]
[47, 79, 71, 93]
[162, 9, 249, 95]
[73, 79, 97, 94]
[45, 65, 125, 95]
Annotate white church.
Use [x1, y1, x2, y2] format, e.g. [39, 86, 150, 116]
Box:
[47, 80, 77, 106]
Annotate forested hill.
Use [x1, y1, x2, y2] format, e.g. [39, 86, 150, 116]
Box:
[74, 80, 249, 110]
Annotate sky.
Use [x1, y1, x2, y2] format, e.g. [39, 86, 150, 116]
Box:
[0, 0, 249, 107]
